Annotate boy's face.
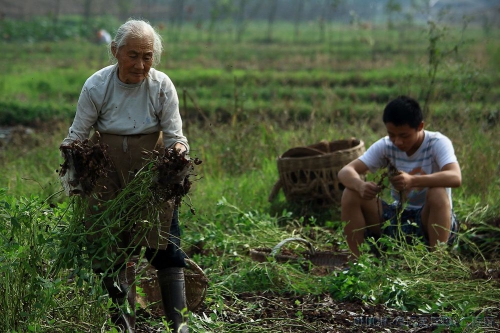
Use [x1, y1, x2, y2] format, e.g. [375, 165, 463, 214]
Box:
[385, 122, 424, 156]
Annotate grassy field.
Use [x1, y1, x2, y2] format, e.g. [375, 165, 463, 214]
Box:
[1, 17, 500, 332]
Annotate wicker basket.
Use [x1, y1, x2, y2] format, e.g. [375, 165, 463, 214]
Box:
[268, 138, 365, 207]
[184, 258, 209, 311]
[250, 237, 348, 268]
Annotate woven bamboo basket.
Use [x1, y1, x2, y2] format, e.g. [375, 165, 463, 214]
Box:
[268, 138, 365, 207]
[184, 258, 209, 311]
[250, 238, 348, 268]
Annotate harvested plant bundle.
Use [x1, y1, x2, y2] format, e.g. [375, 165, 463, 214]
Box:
[59, 137, 112, 196]
[57, 148, 202, 269]
[151, 147, 202, 206]
[82, 146, 201, 238]
[92, 147, 202, 221]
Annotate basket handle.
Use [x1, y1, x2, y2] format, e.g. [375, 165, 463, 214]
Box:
[319, 140, 330, 153]
[268, 179, 282, 202]
[270, 237, 316, 256]
[185, 258, 208, 281]
[348, 137, 359, 148]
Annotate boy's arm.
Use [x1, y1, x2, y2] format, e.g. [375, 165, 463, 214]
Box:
[391, 162, 462, 192]
[338, 159, 381, 200]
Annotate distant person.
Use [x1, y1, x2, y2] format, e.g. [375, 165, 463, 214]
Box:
[61, 19, 190, 332]
[338, 95, 462, 257]
[96, 28, 111, 44]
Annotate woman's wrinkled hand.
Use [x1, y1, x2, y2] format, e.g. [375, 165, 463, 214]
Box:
[173, 142, 187, 156]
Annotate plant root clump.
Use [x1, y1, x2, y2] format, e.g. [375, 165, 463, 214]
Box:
[58, 138, 112, 196]
[150, 147, 202, 208]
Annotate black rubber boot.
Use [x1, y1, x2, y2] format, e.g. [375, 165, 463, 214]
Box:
[157, 267, 189, 333]
[102, 263, 137, 333]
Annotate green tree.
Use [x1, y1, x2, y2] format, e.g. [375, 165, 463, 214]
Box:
[207, 0, 234, 43]
[293, 0, 305, 42]
[169, 0, 185, 42]
[82, 0, 93, 24]
[385, 0, 401, 30]
[235, 0, 263, 43]
[266, 0, 279, 42]
[318, 0, 344, 43]
[117, 0, 133, 21]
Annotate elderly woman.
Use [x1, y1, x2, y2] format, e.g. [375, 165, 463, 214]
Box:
[61, 19, 190, 333]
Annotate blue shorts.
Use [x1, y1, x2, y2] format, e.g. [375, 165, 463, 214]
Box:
[367, 201, 458, 246]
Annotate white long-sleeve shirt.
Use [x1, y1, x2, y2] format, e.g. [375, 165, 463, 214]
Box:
[62, 64, 189, 151]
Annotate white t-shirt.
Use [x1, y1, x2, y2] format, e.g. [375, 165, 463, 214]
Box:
[359, 130, 458, 209]
[62, 64, 189, 151]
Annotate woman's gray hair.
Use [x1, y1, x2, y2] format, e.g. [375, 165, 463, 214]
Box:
[108, 19, 163, 67]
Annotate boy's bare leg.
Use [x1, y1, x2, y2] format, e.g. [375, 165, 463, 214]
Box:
[341, 188, 383, 257]
[421, 187, 451, 248]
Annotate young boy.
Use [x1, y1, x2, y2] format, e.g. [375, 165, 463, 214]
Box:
[338, 96, 462, 257]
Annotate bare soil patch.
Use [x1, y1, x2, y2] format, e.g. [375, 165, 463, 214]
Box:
[134, 287, 497, 333]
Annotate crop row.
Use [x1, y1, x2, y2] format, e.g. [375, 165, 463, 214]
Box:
[1, 83, 497, 124]
[1, 95, 495, 129]
[1, 67, 496, 105]
[178, 78, 497, 102]
[169, 67, 499, 89]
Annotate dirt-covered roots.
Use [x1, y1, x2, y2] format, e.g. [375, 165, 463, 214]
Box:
[150, 147, 202, 207]
[58, 138, 112, 196]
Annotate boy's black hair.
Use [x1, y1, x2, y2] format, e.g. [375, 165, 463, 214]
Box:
[382, 95, 423, 129]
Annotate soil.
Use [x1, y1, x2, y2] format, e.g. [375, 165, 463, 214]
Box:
[133, 258, 500, 333]
[134, 283, 498, 333]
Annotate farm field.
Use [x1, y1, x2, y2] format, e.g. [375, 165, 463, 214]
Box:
[1, 16, 500, 333]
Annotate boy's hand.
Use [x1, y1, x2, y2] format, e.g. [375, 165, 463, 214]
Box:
[390, 167, 425, 192]
[358, 181, 382, 200]
[390, 172, 412, 192]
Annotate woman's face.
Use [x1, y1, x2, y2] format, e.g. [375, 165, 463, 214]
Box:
[112, 35, 154, 84]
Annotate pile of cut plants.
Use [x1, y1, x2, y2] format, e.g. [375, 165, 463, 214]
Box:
[54, 139, 202, 277]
